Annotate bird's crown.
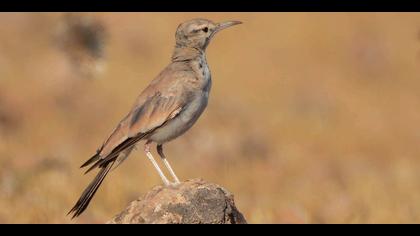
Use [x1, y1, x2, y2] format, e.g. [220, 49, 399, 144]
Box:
[174, 18, 242, 50]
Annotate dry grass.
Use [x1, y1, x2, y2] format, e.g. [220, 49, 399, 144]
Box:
[0, 13, 420, 223]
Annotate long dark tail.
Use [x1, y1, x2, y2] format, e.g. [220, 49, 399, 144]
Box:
[68, 161, 115, 219]
[69, 133, 147, 219]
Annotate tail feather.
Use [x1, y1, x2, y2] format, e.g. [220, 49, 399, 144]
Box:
[84, 134, 145, 174]
[70, 132, 148, 219]
[68, 161, 114, 219]
[80, 151, 101, 168]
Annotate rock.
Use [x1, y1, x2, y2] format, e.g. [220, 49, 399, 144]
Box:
[107, 178, 247, 224]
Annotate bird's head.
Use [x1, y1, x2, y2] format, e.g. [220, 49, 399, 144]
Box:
[175, 18, 242, 51]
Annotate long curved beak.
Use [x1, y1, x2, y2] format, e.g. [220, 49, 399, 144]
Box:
[215, 20, 243, 33]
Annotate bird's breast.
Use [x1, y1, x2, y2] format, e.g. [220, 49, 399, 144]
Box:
[148, 56, 212, 144]
[191, 56, 211, 90]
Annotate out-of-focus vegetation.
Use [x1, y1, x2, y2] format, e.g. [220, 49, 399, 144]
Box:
[0, 13, 420, 223]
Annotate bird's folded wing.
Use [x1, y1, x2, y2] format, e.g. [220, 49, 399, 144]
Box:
[129, 92, 184, 135]
[81, 68, 194, 171]
[81, 91, 187, 172]
[99, 91, 186, 157]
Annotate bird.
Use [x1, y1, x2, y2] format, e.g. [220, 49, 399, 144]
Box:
[68, 18, 242, 219]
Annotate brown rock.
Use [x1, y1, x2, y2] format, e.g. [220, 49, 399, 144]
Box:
[107, 178, 247, 224]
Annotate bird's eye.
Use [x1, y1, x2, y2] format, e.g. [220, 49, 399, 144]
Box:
[202, 27, 208, 33]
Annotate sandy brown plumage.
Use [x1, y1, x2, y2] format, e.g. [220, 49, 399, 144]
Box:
[68, 18, 242, 219]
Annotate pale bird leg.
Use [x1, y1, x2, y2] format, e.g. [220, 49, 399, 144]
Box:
[144, 142, 171, 186]
[157, 144, 181, 184]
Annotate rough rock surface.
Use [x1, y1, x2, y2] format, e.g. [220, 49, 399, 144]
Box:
[107, 178, 247, 224]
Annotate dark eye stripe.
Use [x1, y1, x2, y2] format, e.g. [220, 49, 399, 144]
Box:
[190, 27, 209, 34]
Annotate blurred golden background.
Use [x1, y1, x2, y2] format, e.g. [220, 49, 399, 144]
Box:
[0, 12, 420, 223]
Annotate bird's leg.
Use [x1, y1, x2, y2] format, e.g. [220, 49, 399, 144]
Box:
[144, 141, 171, 186]
[157, 144, 181, 184]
